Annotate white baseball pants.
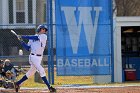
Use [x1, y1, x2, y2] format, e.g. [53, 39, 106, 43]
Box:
[26, 54, 46, 78]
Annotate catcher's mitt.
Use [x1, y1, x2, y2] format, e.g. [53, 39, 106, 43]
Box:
[5, 70, 13, 78]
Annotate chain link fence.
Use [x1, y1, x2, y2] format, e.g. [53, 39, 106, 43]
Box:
[0, 0, 94, 86]
[0, 0, 47, 66]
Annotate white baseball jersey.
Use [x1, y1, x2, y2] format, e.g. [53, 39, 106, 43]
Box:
[28, 34, 47, 55]
[26, 33, 47, 78]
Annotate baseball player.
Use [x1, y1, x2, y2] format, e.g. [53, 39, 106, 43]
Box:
[14, 25, 56, 92]
[3, 59, 17, 81]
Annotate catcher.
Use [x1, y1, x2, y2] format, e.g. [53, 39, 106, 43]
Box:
[0, 59, 18, 89]
[3, 59, 17, 81]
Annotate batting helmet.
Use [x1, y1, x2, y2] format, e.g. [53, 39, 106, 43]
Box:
[36, 24, 48, 32]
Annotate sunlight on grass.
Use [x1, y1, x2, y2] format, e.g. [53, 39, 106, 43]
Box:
[17, 75, 46, 87]
[55, 76, 93, 85]
[17, 72, 140, 88]
[17, 68, 140, 88]
[17, 69, 93, 87]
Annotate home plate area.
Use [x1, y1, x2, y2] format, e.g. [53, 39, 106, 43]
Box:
[0, 85, 140, 93]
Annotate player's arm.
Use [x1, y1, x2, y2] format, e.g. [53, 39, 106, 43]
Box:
[38, 34, 47, 47]
[20, 41, 30, 51]
[21, 35, 39, 40]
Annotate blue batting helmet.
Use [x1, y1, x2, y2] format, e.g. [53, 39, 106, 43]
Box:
[36, 24, 48, 32]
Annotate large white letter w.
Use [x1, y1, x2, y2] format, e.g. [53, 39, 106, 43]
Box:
[61, 7, 102, 54]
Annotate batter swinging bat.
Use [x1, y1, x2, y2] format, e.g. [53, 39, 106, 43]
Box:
[10, 30, 21, 40]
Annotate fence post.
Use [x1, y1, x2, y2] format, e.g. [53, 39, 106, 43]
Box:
[47, 0, 51, 84]
[47, 0, 54, 84]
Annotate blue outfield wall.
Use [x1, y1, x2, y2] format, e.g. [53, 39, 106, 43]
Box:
[55, 0, 113, 75]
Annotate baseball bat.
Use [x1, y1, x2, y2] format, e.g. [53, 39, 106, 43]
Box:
[10, 30, 20, 40]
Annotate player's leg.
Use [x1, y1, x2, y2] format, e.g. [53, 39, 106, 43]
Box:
[32, 56, 50, 87]
[14, 65, 36, 92]
[14, 56, 37, 92]
[17, 65, 36, 85]
[34, 63, 56, 92]
[32, 56, 56, 92]
[16, 55, 37, 85]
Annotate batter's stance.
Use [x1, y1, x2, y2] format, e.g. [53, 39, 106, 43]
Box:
[14, 25, 56, 92]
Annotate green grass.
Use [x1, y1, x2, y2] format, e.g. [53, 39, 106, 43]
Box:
[17, 70, 93, 87]
[17, 68, 140, 88]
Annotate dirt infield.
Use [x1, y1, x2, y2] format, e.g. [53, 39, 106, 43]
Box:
[1, 86, 140, 93]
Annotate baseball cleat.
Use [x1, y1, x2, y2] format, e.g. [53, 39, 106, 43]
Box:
[49, 86, 56, 92]
[14, 82, 20, 92]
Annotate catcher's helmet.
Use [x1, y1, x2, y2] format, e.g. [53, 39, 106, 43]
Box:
[36, 24, 48, 32]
